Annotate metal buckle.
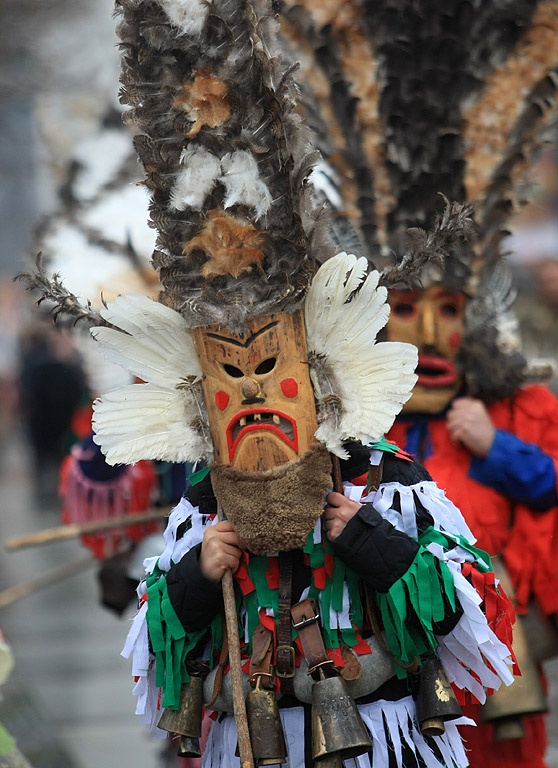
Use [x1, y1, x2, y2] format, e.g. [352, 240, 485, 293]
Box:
[275, 645, 296, 678]
[291, 612, 320, 631]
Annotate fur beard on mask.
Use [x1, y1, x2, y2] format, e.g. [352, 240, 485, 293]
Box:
[210, 442, 333, 555]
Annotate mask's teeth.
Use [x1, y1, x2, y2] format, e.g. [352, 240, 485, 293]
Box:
[254, 413, 261, 421]
[239, 416, 247, 427]
[273, 414, 280, 424]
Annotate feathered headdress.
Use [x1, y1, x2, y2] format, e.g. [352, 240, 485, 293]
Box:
[19, 0, 494, 464]
[279, 0, 558, 399]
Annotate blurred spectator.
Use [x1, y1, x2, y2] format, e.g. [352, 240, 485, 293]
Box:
[503, 144, 558, 393]
[17, 322, 88, 503]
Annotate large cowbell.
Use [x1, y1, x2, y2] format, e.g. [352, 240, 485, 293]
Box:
[157, 677, 203, 758]
[192, 310, 318, 471]
[245, 677, 287, 764]
[311, 669, 373, 762]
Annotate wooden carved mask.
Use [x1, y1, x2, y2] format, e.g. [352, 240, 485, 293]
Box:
[386, 286, 466, 413]
[192, 310, 319, 471]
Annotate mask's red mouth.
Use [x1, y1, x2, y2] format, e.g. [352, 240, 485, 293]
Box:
[226, 409, 298, 461]
[416, 355, 458, 388]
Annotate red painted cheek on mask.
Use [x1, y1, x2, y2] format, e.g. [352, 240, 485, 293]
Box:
[215, 391, 230, 411]
[449, 332, 462, 351]
[280, 378, 298, 398]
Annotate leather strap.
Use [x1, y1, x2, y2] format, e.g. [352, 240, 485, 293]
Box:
[291, 597, 333, 677]
[249, 623, 275, 690]
[366, 459, 383, 494]
[276, 551, 295, 682]
[205, 620, 229, 708]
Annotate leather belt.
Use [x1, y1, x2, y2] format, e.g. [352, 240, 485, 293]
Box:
[290, 597, 334, 678]
[276, 551, 295, 682]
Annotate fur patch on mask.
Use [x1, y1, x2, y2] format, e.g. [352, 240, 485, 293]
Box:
[210, 442, 332, 554]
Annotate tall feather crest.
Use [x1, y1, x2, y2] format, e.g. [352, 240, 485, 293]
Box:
[280, 0, 558, 283]
[116, 0, 336, 331]
[306, 253, 418, 457]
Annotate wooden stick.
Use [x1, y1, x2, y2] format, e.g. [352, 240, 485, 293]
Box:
[0, 556, 96, 609]
[4, 508, 171, 552]
[221, 567, 254, 768]
[330, 453, 344, 494]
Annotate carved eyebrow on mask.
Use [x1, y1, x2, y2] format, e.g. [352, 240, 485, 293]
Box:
[205, 320, 278, 348]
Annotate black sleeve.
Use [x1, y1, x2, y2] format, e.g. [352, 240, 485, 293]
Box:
[333, 502, 420, 593]
[334, 453, 463, 633]
[166, 543, 223, 631]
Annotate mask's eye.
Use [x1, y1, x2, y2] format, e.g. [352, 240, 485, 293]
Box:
[439, 302, 460, 319]
[254, 357, 276, 375]
[392, 302, 416, 318]
[223, 364, 244, 378]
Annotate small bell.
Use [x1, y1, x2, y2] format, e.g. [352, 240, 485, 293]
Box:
[416, 652, 463, 737]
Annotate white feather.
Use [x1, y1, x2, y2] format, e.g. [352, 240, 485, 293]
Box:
[92, 384, 211, 465]
[219, 150, 272, 220]
[169, 145, 221, 211]
[306, 253, 418, 456]
[90, 295, 210, 464]
[158, 0, 208, 36]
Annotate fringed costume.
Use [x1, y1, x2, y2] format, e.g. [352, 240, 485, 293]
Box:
[17, 0, 536, 766]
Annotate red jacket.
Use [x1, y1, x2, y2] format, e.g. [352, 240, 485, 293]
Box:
[389, 385, 558, 617]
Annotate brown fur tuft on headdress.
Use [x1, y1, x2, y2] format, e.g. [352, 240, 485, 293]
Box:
[115, 0, 337, 331]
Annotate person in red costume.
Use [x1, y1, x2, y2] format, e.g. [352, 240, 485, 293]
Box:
[386, 280, 558, 768]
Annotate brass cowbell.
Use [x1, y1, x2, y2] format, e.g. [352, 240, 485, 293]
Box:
[481, 558, 547, 741]
[246, 676, 287, 765]
[481, 612, 547, 741]
[416, 652, 463, 736]
[311, 668, 373, 761]
[157, 676, 203, 757]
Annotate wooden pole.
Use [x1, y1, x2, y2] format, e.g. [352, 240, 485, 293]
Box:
[330, 453, 343, 494]
[221, 567, 254, 768]
[0, 556, 96, 610]
[4, 508, 171, 552]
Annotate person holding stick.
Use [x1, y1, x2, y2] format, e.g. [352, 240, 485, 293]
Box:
[20, 1, 519, 766]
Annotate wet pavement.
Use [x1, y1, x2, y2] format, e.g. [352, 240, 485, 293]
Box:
[0, 430, 165, 768]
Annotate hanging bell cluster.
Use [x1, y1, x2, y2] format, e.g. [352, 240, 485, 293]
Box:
[157, 676, 203, 758]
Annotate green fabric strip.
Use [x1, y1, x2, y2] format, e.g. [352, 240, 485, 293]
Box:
[376, 547, 457, 679]
[419, 526, 492, 573]
[331, 558, 346, 612]
[368, 436, 400, 453]
[189, 466, 210, 486]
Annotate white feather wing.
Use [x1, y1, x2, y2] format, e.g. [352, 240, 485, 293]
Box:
[90, 295, 209, 464]
[92, 384, 211, 465]
[306, 253, 418, 455]
[91, 294, 201, 384]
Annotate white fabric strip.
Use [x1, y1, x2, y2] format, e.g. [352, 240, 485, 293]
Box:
[362, 480, 475, 544]
[203, 696, 472, 768]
